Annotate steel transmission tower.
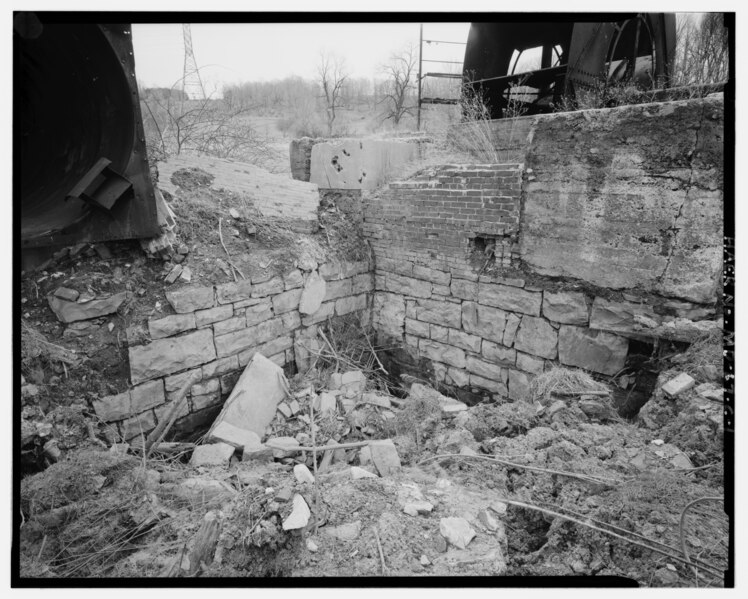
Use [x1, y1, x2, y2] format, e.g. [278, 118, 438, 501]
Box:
[181, 24, 205, 100]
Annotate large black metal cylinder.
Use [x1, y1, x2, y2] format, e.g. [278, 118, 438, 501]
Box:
[15, 16, 158, 248]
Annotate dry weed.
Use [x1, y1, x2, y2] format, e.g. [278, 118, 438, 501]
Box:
[530, 366, 610, 403]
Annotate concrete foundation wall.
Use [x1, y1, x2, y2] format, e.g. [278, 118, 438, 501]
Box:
[95, 260, 373, 440]
[365, 96, 723, 400]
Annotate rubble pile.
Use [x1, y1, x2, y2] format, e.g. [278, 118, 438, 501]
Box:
[19, 325, 727, 583]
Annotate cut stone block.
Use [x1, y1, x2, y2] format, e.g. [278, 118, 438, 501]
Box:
[478, 283, 541, 316]
[165, 285, 215, 313]
[558, 325, 628, 376]
[542, 291, 590, 325]
[205, 353, 290, 445]
[148, 313, 196, 339]
[129, 328, 216, 384]
[514, 316, 558, 360]
[189, 442, 236, 466]
[299, 271, 326, 315]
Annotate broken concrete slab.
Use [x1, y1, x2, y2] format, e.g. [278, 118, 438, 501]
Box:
[190, 442, 236, 466]
[282, 494, 311, 530]
[369, 439, 401, 477]
[47, 292, 128, 323]
[299, 271, 326, 315]
[439, 517, 476, 549]
[661, 373, 696, 398]
[294, 464, 315, 484]
[207, 353, 290, 445]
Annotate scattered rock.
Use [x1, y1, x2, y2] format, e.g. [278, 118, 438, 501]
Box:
[190, 442, 236, 466]
[275, 487, 293, 503]
[267, 436, 300, 458]
[317, 392, 337, 413]
[179, 478, 236, 502]
[229, 208, 241, 219]
[439, 517, 476, 549]
[329, 373, 343, 390]
[323, 520, 361, 541]
[282, 494, 311, 530]
[403, 501, 434, 517]
[420, 555, 430, 566]
[242, 444, 273, 462]
[277, 403, 293, 419]
[361, 392, 391, 408]
[54, 287, 79, 302]
[306, 539, 318, 553]
[670, 453, 694, 469]
[661, 373, 696, 398]
[368, 439, 401, 477]
[489, 501, 508, 516]
[294, 464, 315, 484]
[47, 291, 128, 323]
[341, 370, 366, 396]
[350, 466, 378, 479]
[548, 400, 566, 416]
[477, 509, 500, 531]
[165, 264, 183, 284]
[434, 534, 448, 553]
[652, 439, 665, 446]
[696, 383, 723, 401]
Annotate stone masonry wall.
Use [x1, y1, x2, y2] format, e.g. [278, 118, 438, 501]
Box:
[364, 97, 723, 402]
[93, 261, 373, 441]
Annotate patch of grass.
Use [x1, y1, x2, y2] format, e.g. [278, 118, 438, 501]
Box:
[530, 366, 610, 403]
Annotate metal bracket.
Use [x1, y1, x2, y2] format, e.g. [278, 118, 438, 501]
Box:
[66, 157, 132, 212]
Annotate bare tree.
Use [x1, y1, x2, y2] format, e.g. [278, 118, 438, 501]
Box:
[317, 50, 348, 136]
[379, 44, 419, 126]
[672, 13, 729, 87]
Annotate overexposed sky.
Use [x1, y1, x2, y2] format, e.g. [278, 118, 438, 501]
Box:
[132, 22, 470, 92]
